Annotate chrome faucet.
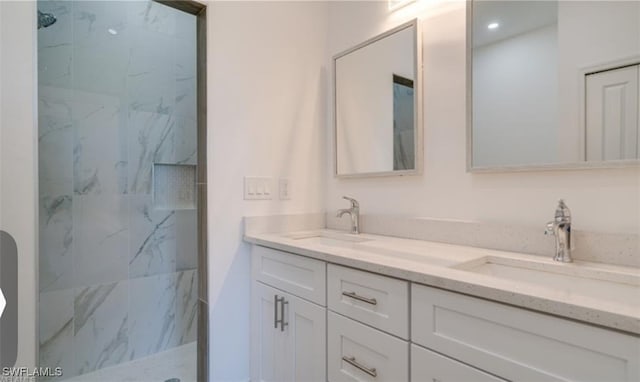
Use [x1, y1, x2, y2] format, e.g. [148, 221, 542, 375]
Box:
[545, 199, 573, 263]
[337, 196, 360, 234]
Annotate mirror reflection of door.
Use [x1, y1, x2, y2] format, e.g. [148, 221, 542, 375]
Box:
[585, 64, 639, 161]
[393, 74, 415, 170]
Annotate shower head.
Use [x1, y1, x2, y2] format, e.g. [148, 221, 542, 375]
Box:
[38, 10, 57, 29]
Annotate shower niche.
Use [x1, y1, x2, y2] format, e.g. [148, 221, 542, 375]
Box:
[153, 164, 197, 210]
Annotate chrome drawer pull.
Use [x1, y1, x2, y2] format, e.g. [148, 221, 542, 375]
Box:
[342, 356, 377, 377]
[342, 291, 377, 305]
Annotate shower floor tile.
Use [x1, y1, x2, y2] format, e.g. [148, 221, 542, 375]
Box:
[65, 342, 196, 382]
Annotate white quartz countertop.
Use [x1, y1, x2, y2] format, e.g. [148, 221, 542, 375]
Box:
[245, 229, 640, 335]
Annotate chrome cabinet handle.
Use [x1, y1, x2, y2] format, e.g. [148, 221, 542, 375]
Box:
[274, 295, 288, 331]
[280, 298, 288, 332]
[342, 291, 377, 305]
[342, 356, 377, 377]
[274, 294, 280, 329]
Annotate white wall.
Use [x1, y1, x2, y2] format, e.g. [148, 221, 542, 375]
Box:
[206, 2, 328, 380]
[0, 0, 37, 370]
[473, 24, 558, 167]
[326, 0, 640, 235]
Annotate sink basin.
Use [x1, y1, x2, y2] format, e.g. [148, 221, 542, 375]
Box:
[283, 231, 372, 248]
[283, 232, 461, 266]
[453, 256, 640, 307]
[356, 244, 460, 267]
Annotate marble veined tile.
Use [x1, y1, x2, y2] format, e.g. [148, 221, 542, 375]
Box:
[39, 86, 74, 198]
[129, 195, 176, 278]
[174, 36, 196, 119]
[126, 1, 177, 36]
[128, 273, 177, 361]
[73, 1, 130, 97]
[176, 209, 197, 271]
[127, 109, 175, 194]
[73, 91, 128, 195]
[39, 289, 76, 381]
[74, 281, 129, 376]
[38, 2, 73, 89]
[127, 26, 176, 115]
[72, 195, 128, 287]
[175, 7, 196, 41]
[73, 1, 128, 43]
[39, 43, 72, 90]
[39, 194, 73, 293]
[38, 1, 73, 46]
[174, 116, 197, 166]
[174, 270, 198, 345]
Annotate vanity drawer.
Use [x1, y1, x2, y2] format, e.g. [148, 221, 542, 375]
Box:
[411, 344, 506, 382]
[328, 311, 409, 382]
[411, 284, 640, 382]
[251, 245, 326, 305]
[328, 264, 409, 339]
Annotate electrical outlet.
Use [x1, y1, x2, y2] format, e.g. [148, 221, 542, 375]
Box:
[279, 178, 291, 200]
[244, 177, 273, 200]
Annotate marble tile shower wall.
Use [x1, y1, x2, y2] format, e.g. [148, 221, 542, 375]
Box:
[37, 1, 198, 378]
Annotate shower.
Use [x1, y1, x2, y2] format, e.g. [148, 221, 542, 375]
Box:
[37, 1, 204, 380]
[37, 10, 56, 29]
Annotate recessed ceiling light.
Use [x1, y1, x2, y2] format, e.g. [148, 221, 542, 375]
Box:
[487, 22, 499, 30]
[108, 28, 118, 35]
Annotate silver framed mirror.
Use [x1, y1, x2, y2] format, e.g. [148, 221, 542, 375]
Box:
[334, 19, 423, 178]
[467, 0, 640, 172]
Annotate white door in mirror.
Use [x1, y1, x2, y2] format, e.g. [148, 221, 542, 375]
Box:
[586, 64, 639, 161]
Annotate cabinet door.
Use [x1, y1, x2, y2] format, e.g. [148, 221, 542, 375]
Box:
[586, 64, 639, 160]
[412, 284, 640, 382]
[411, 345, 506, 382]
[287, 290, 327, 382]
[251, 281, 291, 382]
[251, 281, 326, 382]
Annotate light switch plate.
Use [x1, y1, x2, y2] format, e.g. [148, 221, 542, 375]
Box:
[244, 177, 273, 200]
[279, 178, 291, 200]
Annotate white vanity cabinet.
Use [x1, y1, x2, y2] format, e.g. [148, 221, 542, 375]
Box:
[251, 247, 327, 382]
[412, 284, 640, 382]
[250, 243, 640, 382]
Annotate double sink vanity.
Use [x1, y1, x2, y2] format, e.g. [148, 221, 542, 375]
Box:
[245, 211, 640, 382]
[244, 0, 640, 380]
